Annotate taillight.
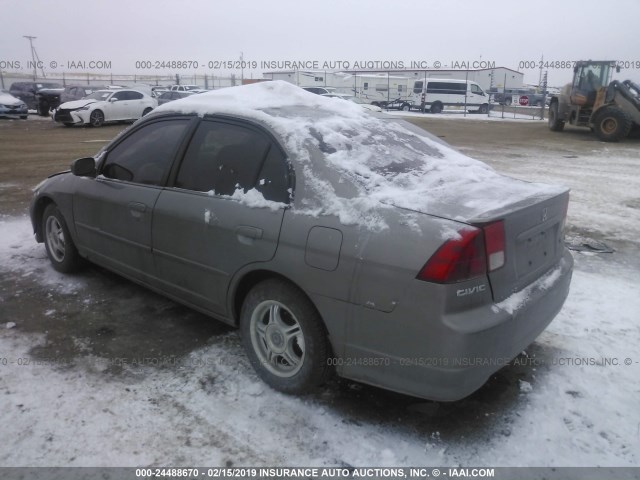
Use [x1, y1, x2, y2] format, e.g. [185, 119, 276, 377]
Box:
[417, 221, 506, 284]
[483, 220, 506, 271]
[417, 227, 486, 283]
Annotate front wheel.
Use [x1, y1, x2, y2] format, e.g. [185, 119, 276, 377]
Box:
[42, 204, 82, 273]
[548, 102, 565, 132]
[592, 107, 632, 142]
[89, 110, 104, 127]
[240, 279, 331, 394]
[401, 104, 410, 111]
[478, 103, 489, 114]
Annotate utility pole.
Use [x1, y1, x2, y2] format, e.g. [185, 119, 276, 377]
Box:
[240, 51, 244, 85]
[24, 36, 46, 79]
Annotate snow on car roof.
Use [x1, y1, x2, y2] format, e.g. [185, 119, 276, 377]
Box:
[154, 81, 566, 230]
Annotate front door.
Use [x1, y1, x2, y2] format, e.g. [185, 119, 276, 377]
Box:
[73, 118, 192, 282]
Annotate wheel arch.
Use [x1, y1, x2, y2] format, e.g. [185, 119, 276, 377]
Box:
[230, 269, 316, 325]
[229, 267, 337, 357]
[32, 195, 56, 242]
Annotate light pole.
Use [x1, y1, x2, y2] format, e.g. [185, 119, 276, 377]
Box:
[23, 35, 45, 79]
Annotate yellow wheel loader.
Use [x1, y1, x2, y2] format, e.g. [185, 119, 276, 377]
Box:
[548, 60, 640, 141]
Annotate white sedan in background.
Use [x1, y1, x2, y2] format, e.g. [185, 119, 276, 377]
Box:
[321, 93, 383, 112]
[53, 89, 157, 127]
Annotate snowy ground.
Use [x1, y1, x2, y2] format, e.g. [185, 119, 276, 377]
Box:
[1, 123, 639, 467]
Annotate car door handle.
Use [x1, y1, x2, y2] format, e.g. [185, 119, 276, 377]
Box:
[236, 226, 263, 243]
[129, 202, 147, 219]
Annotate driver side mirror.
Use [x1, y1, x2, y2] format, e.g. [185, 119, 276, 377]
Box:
[70, 157, 96, 177]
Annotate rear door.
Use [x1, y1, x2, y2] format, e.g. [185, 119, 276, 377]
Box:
[151, 119, 291, 316]
[73, 118, 192, 282]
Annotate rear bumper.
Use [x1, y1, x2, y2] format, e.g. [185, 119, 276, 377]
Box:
[341, 250, 574, 401]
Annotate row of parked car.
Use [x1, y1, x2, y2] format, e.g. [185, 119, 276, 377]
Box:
[1, 81, 208, 126]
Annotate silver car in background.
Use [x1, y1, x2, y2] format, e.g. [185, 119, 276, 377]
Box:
[30, 82, 573, 401]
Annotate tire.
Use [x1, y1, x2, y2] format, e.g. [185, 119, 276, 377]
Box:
[42, 204, 82, 273]
[89, 110, 104, 127]
[63, 123, 75, 127]
[592, 107, 632, 142]
[505, 97, 512, 106]
[38, 102, 50, 117]
[430, 102, 443, 114]
[142, 107, 153, 116]
[478, 103, 489, 114]
[240, 279, 331, 394]
[548, 102, 565, 132]
[20, 115, 28, 120]
[534, 100, 543, 107]
[401, 104, 410, 111]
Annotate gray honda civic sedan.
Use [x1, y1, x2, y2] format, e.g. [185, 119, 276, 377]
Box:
[30, 81, 573, 401]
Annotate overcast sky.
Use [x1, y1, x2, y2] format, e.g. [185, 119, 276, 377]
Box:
[3, 0, 640, 87]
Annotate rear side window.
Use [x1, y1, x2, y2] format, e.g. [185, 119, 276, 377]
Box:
[126, 91, 144, 100]
[101, 119, 189, 185]
[427, 82, 466, 95]
[175, 121, 289, 201]
[256, 146, 290, 203]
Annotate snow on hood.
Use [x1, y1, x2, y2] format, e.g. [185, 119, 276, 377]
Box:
[0, 93, 25, 106]
[59, 99, 97, 110]
[155, 81, 567, 229]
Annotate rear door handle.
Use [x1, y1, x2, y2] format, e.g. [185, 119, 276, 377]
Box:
[236, 226, 263, 244]
[129, 202, 147, 219]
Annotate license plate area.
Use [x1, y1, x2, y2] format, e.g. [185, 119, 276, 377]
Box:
[515, 224, 558, 278]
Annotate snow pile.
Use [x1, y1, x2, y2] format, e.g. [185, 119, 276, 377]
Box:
[0, 216, 85, 294]
[213, 188, 286, 212]
[155, 81, 566, 229]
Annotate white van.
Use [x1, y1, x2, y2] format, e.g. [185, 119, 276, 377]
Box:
[410, 79, 489, 113]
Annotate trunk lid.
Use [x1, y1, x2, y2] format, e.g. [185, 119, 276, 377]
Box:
[471, 190, 570, 301]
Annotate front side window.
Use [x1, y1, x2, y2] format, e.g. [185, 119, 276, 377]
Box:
[175, 121, 288, 202]
[101, 119, 189, 185]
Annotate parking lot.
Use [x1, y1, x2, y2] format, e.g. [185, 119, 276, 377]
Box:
[1, 115, 638, 467]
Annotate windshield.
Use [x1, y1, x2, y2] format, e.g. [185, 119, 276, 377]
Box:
[84, 91, 112, 101]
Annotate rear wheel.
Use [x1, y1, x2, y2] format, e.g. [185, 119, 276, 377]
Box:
[42, 204, 82, 273]
[430, 102, 443, 114]
[548, 102, 565, 132]
[38, 102, 50, 117]
[592, 107, 632, 142]
[142, 107, 153, 116]
[240, 279, 331, 394]
[89, 110, 104, 127]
